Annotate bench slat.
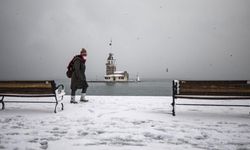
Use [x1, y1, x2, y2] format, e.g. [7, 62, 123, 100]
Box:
[0, 88, 54, 94]
[0, 83, 52, 88]
[179, 90, 250, 96]
[175, 95, 250, 99]
[0, 93, 55, 97]
[179, 80, 248, 84]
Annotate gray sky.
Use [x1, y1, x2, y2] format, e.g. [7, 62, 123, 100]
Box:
[0, 0, 250, 80]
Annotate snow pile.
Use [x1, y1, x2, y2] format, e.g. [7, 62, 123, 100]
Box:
[0, 96, 250, 150]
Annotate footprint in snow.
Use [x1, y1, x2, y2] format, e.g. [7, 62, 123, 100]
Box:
[238, 124, 250, 127]
[88, 109, 94, 113]
[49, 127, 68, 137]
[40, 140, 48, 149]
[77, 130, 89, 137]
[28, 138, 39, 143]
[194, 132, 209, 140]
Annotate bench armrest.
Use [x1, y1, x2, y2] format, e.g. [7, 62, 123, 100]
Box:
[56, 84, 64, 90]
[55, 84, 65, 101]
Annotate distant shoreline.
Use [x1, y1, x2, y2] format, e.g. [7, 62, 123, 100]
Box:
[87, 80, 138, 83]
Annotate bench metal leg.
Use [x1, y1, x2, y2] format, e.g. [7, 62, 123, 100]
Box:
[61, 103, 64, 110]
[54, 102, 64, 113]
[172, 80, 176, 116]
[54, 95, 64, 113]
[0, 96, 4, 110]
[54, 96, 58, 113]
[54, 102, 58, 113]
[60, 95, 64, 110]
[172, 97, 176, 116]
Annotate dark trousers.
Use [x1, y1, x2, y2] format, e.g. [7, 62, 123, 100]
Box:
[71, 81, 88, 96]
[71, 87, 87, 96]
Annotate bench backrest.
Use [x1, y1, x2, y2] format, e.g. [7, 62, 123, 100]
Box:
[0, 81, 56, 95]
[175, 80, 250, 96]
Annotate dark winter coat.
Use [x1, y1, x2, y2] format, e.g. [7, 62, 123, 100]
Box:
[70, 56, 88, 90]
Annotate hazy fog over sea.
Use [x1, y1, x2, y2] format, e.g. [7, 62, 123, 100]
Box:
[1, 0, 250, 81]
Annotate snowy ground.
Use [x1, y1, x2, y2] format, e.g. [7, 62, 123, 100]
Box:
[0, 96, 250, 150]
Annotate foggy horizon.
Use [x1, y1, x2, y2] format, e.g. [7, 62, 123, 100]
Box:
[0, 0, 250, 81]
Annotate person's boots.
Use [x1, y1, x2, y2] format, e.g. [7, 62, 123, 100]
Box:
[80, 93, 88, 102]
[70, 96, 78, 104]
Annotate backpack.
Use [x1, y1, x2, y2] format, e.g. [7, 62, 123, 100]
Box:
[66, 55, 86, 78]
[66, 56, 77, 78]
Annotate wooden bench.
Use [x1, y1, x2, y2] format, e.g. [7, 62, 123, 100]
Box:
[172, 80, 250, 116]
[0, 80, 65, 113]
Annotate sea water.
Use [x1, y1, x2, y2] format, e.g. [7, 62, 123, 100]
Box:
[56, 79, 172, 96]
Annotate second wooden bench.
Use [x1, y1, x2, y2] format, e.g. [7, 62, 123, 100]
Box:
[172, 80, 250, 116]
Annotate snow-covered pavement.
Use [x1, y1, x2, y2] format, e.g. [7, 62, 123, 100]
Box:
[0, 96, 250, 150]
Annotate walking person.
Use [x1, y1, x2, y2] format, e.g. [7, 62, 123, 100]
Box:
[70, 48, 89, 104]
